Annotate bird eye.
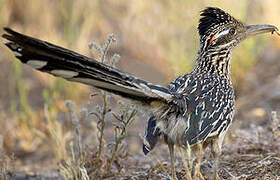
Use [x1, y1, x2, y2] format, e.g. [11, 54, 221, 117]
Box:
[229, 28, 236, 35]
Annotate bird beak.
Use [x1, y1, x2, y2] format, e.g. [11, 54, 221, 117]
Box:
[245, 24, 280, 37]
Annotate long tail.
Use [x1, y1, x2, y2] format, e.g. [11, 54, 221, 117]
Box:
[2, 27, 171, 103]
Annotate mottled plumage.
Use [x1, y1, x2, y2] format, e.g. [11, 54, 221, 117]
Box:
[2, 7, 279, 179]
[143, 7, 278, 179]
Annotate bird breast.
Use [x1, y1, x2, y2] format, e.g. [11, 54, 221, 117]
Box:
[155, 73, 235, 147]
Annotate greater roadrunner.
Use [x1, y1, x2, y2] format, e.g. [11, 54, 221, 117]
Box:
[2, 7, 279, 179]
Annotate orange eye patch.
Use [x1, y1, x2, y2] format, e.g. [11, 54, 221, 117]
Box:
[207, 33, 217, 47]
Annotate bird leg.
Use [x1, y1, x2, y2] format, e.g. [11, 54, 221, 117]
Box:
[168, 142, 177, 180]
[210, 140, 221, 180]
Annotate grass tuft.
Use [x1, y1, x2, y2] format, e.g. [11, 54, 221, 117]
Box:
[58, 33, 137, 179]
[59, 100, 89, 180]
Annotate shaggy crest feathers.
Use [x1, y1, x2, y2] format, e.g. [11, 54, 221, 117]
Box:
[198, 7, 237, 38]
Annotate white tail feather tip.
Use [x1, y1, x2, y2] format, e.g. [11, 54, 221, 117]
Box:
[51, 70, 79, 78]
[27, 60, 47, 69]
[13, 51, 22, 57]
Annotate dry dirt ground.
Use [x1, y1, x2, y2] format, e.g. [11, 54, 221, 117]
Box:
[2, 121, 280, 180]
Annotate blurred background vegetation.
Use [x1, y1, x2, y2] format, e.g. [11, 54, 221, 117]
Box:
[0, 0, 280, 178]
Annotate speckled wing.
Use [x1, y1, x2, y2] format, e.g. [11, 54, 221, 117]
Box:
[169, 74, 234, 146]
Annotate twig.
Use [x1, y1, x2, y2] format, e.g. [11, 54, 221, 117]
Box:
[105, 105, 137, 174]
[97, 92, 108, 161]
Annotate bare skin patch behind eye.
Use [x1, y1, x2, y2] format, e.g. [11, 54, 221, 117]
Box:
[206, 27, 232, 48]
[206, 33, 217, 47]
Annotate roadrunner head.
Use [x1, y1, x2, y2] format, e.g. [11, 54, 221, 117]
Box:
[196, 7, 279, 76]
[198, 7, 278, 52]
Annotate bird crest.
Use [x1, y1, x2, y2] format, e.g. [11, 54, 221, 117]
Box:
[198, 7, 242, 50]
[198, 7, 238, 37]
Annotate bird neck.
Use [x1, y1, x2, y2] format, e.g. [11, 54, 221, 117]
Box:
[194, 48, 232, 79]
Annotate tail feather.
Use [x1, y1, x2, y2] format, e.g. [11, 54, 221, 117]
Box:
[2, 27, 171, 103]
[143, 116, 160, 154]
